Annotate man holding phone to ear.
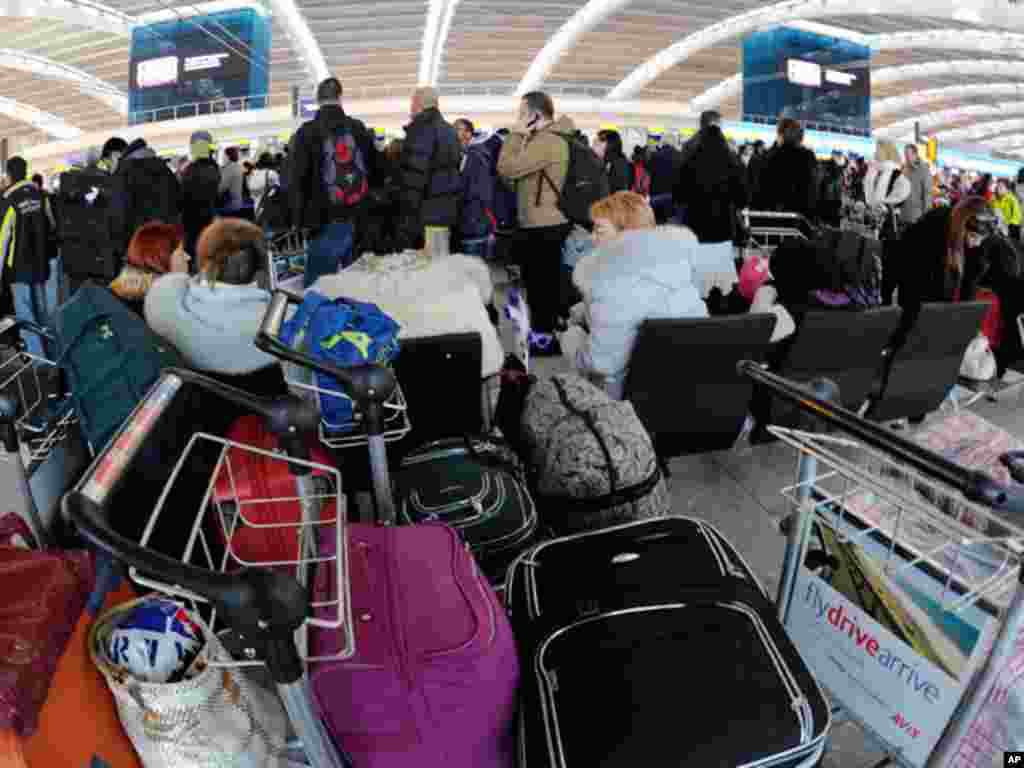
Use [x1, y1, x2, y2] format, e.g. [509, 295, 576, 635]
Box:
[497, 91, 576, 355]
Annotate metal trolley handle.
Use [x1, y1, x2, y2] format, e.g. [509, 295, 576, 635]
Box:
[737, 361, 1024, 520]
[62, 369, 319, 686]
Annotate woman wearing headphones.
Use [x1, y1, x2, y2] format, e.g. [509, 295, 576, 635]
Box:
[144, 218, 285, 394]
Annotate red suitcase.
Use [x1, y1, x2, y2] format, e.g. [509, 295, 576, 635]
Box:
[210, 415, 336, 567]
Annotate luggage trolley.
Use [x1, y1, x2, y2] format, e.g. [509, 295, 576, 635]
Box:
[63, 334, 406, 766]
[0, 318, 86, 548]
[740, 363, 1024, 768]
[740, 209, 815, 260]
[267, 228, 310, 291]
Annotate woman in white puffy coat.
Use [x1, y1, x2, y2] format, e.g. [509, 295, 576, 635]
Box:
[864, 140, 912, 209]
[560, 192, 708, 399]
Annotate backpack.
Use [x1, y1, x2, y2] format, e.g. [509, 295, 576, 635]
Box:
[820, 165, 843, 204]
[256, 184, 290, 232]
[53, 282, 184, 452]
[538, 133, 610, 229]
[632, 161, 651, 196]
[279, 291, 400, 432]
[820, 229, 882, 307]
[124, 159, 181, 235]
[520, 373, 670, 534]
[58, 170, 118, 280]
[321, 121, 369, 211]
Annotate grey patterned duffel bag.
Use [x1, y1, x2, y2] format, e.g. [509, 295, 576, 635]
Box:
[520, 373, 670, 534]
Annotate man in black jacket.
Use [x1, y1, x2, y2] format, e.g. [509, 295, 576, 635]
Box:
[673, 111, 747, 244]
[649, 136, 682, 224]
[180, 130, 221, 270]
[108, 137, 182, 270]
[399, 87, 461, 250]
[755, 118, 818, 221]
[0, 157, 54, 358]
[287, 77, 376, 286]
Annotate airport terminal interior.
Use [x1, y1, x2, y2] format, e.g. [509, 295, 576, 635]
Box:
[3, 0, 1024, 766]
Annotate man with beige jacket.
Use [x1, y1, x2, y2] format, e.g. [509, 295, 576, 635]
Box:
[497, 91, 575, 351]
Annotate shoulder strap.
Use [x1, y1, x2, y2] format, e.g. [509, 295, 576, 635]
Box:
[536, 132, 572, 206]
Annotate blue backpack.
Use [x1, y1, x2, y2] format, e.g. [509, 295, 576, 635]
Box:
[280, 291, 401, 431]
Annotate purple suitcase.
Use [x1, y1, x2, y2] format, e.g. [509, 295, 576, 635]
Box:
[311, 522, 519, 768]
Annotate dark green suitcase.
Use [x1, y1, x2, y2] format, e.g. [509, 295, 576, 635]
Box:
[395, 435, 538, 584]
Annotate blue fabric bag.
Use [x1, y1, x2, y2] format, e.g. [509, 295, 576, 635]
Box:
[280, 291, 401, 431]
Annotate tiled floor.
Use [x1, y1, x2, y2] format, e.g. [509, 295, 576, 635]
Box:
[529, 345, 1024, 768]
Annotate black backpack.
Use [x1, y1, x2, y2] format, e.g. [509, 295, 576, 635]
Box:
[256, 184, 290, 232]
[538, 133, 609, 229]
[126, 158, 182, 231]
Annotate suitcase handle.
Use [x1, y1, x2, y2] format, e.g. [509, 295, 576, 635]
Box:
[256, 289, 397, 437]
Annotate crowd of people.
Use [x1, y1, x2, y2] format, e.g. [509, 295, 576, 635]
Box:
[0, 74, 1021, 403]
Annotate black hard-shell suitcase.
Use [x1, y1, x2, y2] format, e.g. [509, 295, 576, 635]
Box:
[507, 518, 831, 768]
[58, 171, 118, 281]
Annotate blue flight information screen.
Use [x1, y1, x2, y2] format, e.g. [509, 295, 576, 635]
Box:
[128, 8, 271, 123]
[743, 27, 872, 136]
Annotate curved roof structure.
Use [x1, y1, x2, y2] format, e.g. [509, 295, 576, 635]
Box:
[3, 0, 1024, 153]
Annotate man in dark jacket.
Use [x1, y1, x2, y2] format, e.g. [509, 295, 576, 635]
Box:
[287, 76, 377, 286]
[673, 111, 747, 244]
[0, 157, 54, 358]
[108, 137, 182, 269]
[649, 137, 682, 224]
[180, 130, 221, 269]
[756, 118, 818, 220]
[454, 118, 495, 258]
[399, 88, 461, 250]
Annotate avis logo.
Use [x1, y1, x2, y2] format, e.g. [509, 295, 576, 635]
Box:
[892, 713, 921, 739]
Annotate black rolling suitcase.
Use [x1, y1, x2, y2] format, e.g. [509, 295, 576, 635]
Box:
[507, 517, 831, 768]
[58, 171, 118, 282]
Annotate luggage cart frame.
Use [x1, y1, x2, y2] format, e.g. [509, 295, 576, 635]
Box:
[739, 209, 814, 261]
[741, 364, 1024, 768]
[64, 295, 404, 768]
[0, 318, 83, 548]
[63, 367, 396, 767]
[267, 228, 310, 291]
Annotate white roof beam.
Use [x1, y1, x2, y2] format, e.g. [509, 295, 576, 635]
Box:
[0, 96, 81, 139]
[517, 0, 633, 96]
[0, 49, 126, 113]
[874, 83, 1024, 119]
[419, 0, 461, 86]
[0, 0, 132, 36]
[878, 103, 1024, 140]
[935, 115, 1024, 143]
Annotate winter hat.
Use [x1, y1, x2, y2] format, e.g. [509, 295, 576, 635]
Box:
[738, 254, 771, 301]
[126, 221, 181, 273]
[190, 130, 213, 161]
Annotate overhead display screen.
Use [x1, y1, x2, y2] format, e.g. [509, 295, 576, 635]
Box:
[129, 8, 271, 123]
[743, 27, 872, 137]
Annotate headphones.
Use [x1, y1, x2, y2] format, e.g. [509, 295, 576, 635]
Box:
[218, 239, 266, 287]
